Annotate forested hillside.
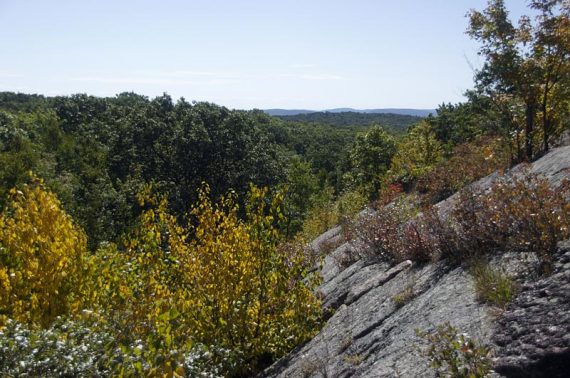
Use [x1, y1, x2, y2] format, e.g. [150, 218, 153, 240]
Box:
[1, 0, 570, 377]
[275, 111, 422, 133]
[0, 92, 381, 247]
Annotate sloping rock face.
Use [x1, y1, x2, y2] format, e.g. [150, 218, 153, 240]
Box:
[263, 145, 570, 378]
[493, 240, 570, 377]
[263, 257, 494, 377]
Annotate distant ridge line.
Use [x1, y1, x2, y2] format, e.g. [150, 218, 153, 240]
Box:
[264, 108, 435, 117]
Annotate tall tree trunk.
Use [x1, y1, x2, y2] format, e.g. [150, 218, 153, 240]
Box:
[525, 103, 535, 161]
[542, 81, 551, 153]
[515, 128, 522, 165]
[542, 117, 550, 152]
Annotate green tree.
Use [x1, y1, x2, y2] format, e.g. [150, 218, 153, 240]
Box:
[390, 121, 443, 186]
[282, 157, 319, 237]
[468, 0, 538, 160]
[428, 102, 488, 148]
[468, 0, 570, 160]
[530, 0, 570, 151]
[347, 125, 396, 198]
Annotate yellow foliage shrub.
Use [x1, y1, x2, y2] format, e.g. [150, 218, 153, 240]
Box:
[0, 180, 87, 327]
[93, 184, 322, 375]
[301, 204, 339, 242]
[301, 189, 367, 242]
[188, 186, 321, 370]
[87, 187, 191, 374]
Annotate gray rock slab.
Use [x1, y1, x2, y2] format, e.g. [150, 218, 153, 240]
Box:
[310, 226, 342, 254]
[263, 261, 496, 378]
[493, 240, 570, 377]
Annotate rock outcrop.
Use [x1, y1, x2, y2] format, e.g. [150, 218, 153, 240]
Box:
[263, 145, 570, 377]
[493, 240, 570, 377]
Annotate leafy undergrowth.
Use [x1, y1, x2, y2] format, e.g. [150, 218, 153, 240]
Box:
[451, 175, 570, 272]
[0, 316, 230, 377]
[416, 322, 492, 378]
[354, 141, 569, 377]
[0, 180, 322, 377]
[300, 189, 368, 243]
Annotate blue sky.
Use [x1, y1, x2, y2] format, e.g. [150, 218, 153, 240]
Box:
[0, 0, 528, 109]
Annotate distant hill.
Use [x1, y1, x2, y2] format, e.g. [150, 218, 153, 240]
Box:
[264, 108, 435, 117]
[264, 109, 315, 116]
[274, 111, 423, 133]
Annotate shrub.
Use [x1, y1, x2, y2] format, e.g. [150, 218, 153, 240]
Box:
[389, 121, 443, 186]
[400, 215, 443, 263]
[0, 180, 322, 376]
[336, 189, 368, 222]
[0, 316, 115, 377]
[416, 136, 508, 204]
[0, 317, 227, 377]
[451, 174, 570, 272]
[0, 179, 88, 327]
[415, 206, 461, 262]
[353, 197, 417, 263]
[87, 189, 195, 375]
[92, 184, 322, 376]
[187, 185, 321, 372]
[301, 188, 367, 242]
[376, 182, 405, 207]
[416, 322, 492, 378]
[356, 170, 570, 272]
[301, 203, 339, 242]
[354, 197, 439, 264]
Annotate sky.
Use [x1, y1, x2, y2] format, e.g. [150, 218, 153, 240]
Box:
[0, 0, 530, 110]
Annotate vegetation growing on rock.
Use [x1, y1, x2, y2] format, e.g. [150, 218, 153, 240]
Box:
[0, 0, 569, 376]
[416, 322, 492, 378]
